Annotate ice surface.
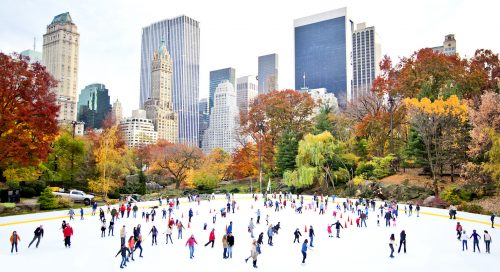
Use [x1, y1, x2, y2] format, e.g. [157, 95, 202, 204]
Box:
[0, 194, 497, 272]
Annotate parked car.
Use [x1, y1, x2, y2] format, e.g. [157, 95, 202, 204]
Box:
[53, 189, 94, 205]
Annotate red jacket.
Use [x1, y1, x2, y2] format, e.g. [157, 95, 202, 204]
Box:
[209, 230, 215, 241]
[63, 226, 73, 237]
[120, 205, 126, 212]
[456, 224, 462, 231]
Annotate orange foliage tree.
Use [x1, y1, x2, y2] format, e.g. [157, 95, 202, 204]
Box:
[0, 53, 59, 181]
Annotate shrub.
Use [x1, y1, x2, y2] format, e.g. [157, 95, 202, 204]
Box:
[440, 186, 462, 205]
[352, 175, 365, 186]
[230, 188, 240, 194]
[20, 187, 37, 198]
[355, 161, 376, 179]
[355, 155, 395, 180]
[460, 203, 485, 214]
[56, 196, 74, 208]
[38, 187, 58, 210]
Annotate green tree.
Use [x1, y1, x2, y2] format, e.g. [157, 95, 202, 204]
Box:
[275, 130, 299, 176]
[314, 106, 334, 134]
[38, 187, 58, 210]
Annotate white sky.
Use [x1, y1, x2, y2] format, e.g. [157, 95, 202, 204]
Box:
[1, 0, 499, 117]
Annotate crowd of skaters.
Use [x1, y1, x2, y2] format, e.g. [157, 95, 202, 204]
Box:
[5, 191, 497, 269]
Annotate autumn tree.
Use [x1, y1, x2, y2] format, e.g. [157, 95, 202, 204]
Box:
[88, 126, 136, 198]
[229, 143, 258, 180]
[192, 148, 231, 190]
[0, 53, 59, 181]
[405, 95, 469, 193]
[148, 142, 203, 189]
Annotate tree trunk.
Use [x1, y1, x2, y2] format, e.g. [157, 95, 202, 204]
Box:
[450, 164, 454, 183]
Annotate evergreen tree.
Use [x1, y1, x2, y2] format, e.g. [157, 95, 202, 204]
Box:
[38, 187, 58, 210]
[276, 130, 299, 176]
[314, 105, 333, 134]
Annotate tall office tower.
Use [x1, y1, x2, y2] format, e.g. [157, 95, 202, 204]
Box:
[111, 99, 123, 125]
[294, 8, 353, 108]
[209, 67, 236, 112]
[432, 34, 457, 55]
[258, 54, 279, 94]
[120, 110, 158, 148]
[140, 15, 200, 146]
[202, 80, 239, 154]
[144, 41, 178, 143]
[77, 83, 111, 130]
[236, 75, 258, 117]
[198, 98, 209, 148]
[42, 12, 80, 122]
[20, 49, 42, 64]
[352, 23, 382, 100]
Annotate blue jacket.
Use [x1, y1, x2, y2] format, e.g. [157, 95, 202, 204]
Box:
[301, 243, 308, 252]
[227, 224, 233, 233]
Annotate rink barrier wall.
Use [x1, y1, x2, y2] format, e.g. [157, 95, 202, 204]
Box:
[1, 195, 498, 227]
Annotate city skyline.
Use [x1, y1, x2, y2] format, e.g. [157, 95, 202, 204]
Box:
[1, 0, 499, 116]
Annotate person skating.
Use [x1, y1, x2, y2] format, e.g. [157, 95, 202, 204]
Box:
[63, 223, 73, 248]
[384, 211, 392, 227]
[416, 204, 421, 217]
[92, 201, 98, 216]
[360, 212, 367, 227]
[327, 224, 333, 238]
[248, 218, 255, 238]
[120, 204, 126, 218]
[470, 230, 481, 253]
[205, 228, 216, 248]
[256, 209, 261, 224]
[135, 233, 143, 257]
[99, 208, 105, 222]
[177, 221, 185, 239]
[294, 228, 302, 243]
[301, 239, 309, 264]
[149, 226, 158, 246]
[108, 220, 115, 236]
[68, 208, 75, 220]
[222, 234, 229, 259]
[185, 234, 198, 259]
[389, 233, 396, 258]
[10, 231, 20, 253]
[484, 230, 491, 253]
[244, 239, 259, 268]
[132, 205, 138, 218]
[164, 225, 173, 244]
[456, 222, 463, 240]
[80, 207, 84, 220]
[461, 230, 468, 251]
[267, 224, 274, 246]
[228, 232, 235, 258]
[101, 220, 107, 237]
[188, 208, 194, 223]
[111, 207, 118, 222]
[60, 220, 67, 233]
[309, 226, 315, 247]
[227, 221, 233, 234]
[120, 225, 127, 246]
[398, 230, 406, 253]
[491, 213, 496, 228]
[127, 236, 135, 261]
[115, 244, 132, 269]
[28, 225, 44, 248]
[333, 220, 343, 238]
[257, 232, 264, 247]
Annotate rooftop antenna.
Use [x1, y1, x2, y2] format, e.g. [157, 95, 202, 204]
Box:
[302, 72, 307, 90]
[33, 37, 36, 51]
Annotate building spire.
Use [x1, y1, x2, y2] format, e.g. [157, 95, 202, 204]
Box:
[33, 36, 36, 51]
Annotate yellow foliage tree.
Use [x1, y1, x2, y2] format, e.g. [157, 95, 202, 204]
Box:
[192, 148, 232, 189]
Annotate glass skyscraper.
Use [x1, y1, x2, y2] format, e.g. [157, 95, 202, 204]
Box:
[198, 98, 209, 148]
[140, 15, 200, 146]
[209, 68, 235, 112]
[294, 8, 353, 107]
[77, 83, 111, 129]
[258, 53, 279, 94]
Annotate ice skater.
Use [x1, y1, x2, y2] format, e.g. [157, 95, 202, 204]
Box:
[120, 225, 127, 245]
[115, 244, 131, 268]
[308, 226, 315, 247]
[185, 234, 198, 259]
[222, 234, 228, 258]
[164, 225, 173, 244]
[491, 213, 496, 228]
[149, 225, 158, 246]
[461, 230, 468, 251]
[456, 222, 463, 240]
[127, 236, 135, 261]
[177, 221, 185, 239]
[10, 231, 20, 253]
[470, 230, 481, 253]
[101, 220, 107, 237]
[398, 230, 406, 253]
[333, 220, 343, 238]
[109, 220, 115, 236]
[389, 233, 396, 258]
[244, 239, 259, 268]
[63, 223, 73, 248]
[484, 230, 491, 253]
[28, 225, 44, 248]
[68, 208, 75, 220]
[294, 228, 302, 242]
[248, 218, 255, 238]
[256, 209, 261, 224]
[204, 228, 216, 248]
[267, 224, 274, 246]
[135, 233, 143, 257]
[227, 232, 234, 258]
[301, 239, 309, 264]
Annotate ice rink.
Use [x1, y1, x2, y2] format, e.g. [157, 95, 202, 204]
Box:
[0, 194, 497, 272]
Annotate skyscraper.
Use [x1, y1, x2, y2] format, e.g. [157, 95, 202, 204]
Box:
[42, 12, 80, 122]
[294, 8, 353, 107]
[111, 99, 123, 125]
[352, 23, 381, 100]
[237, 75, 258, 117]
[198, 98, 209, 148]
[140, 15, 200, 146]
[77, 83, 111, 130]
[258, 54, 279, 94]
[144, 41, 178, 143]
[432, 34, 457, 55]
[209, 67, 236, 112]
[202, 80, 239, 154]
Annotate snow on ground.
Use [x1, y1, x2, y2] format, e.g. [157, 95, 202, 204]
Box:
[0, 194, 497, 272]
